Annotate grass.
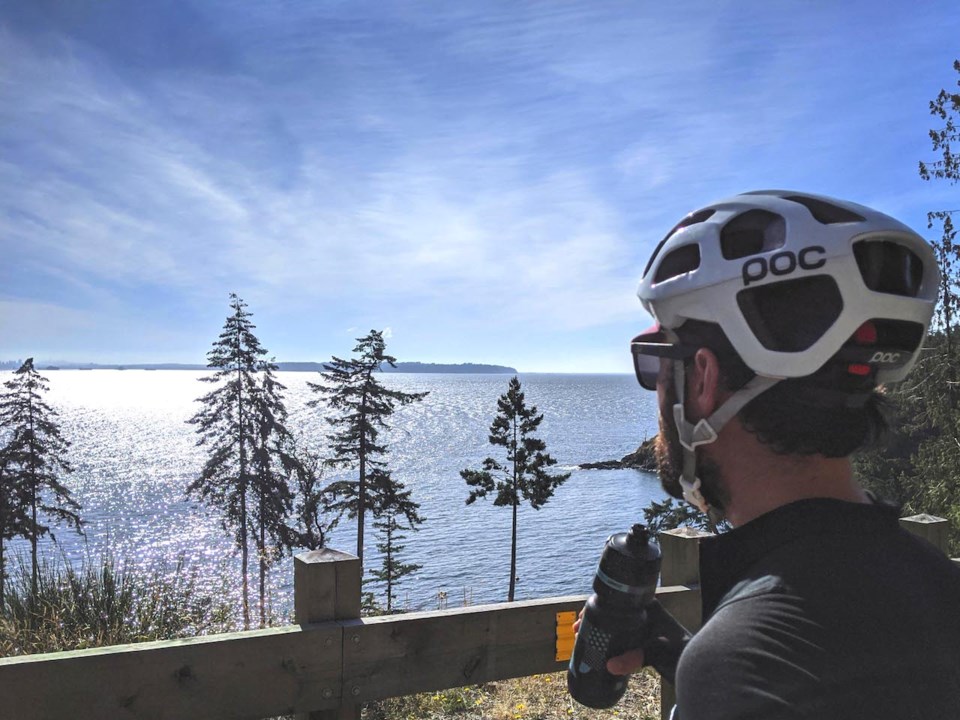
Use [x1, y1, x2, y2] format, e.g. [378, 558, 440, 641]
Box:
[0, 552, 234, 656]
[366, 670, 661, 720]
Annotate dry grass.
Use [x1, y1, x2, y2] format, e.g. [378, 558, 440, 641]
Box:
[365, 670, 661, 720]
[0, 553, 233, 657]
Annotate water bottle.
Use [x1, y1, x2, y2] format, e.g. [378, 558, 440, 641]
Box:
[567, 523, 662, 709]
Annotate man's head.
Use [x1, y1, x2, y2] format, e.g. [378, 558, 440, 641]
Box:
[632, 191, 940, 515]
[653, 350, 729, 511]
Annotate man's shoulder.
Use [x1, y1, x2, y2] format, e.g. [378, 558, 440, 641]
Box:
[676, 586, 824, 719]
[686, 577, 827, 664]
[740, 513, 960, 599]
[676, 529, 960, 719]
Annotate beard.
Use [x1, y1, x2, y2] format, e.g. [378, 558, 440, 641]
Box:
[654, 365, 729, 514]
[655, 403, 685, 500]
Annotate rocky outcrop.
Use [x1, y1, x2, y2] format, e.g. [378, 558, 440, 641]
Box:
[579, 436, 657, 471]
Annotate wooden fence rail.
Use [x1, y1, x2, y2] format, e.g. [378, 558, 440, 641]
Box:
[0, 515, 949, 720]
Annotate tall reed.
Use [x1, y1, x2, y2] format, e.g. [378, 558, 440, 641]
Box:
[0, 552, 234, 656]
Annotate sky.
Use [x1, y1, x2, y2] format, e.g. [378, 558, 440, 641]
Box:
[1, 1, 958, 373]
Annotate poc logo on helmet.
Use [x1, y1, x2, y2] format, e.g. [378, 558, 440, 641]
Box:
[742, 246, 827, 286]
[870, 351, 903, 364]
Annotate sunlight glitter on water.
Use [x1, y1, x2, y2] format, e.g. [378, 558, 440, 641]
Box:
[6, 370, 667, 616]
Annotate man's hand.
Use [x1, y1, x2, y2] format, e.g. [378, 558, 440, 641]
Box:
[571, 608, 646, 676]
[571, 601, 690, 682]
[606, 648, 646, 675]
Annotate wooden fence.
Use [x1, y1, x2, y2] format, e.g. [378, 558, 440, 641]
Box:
[0, 515, 950, 720]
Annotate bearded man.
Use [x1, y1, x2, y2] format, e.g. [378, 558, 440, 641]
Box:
[611, 191, 960, 718]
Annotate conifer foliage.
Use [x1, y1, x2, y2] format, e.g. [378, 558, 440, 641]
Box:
[462, 376, 569, 602]
[188, 294, 298, 628]
[919, 59, 960, 407]
[284, 447, 334, 552]
[0, 358, 81, 603]
[367, 482, 423, 613]
[249, 370, 297, 627]
[309, 330, 427, 566]
[0, 445, 25, 609]
[861, 58, 960, 550]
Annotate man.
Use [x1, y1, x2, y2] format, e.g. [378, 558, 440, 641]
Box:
[614, 191, 960, 717]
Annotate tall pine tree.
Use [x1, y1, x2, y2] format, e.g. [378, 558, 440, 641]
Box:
[308, 330, 427, 565]
[249, 368, 297, 627]
[462, 376, 569, 602]
[188, 294, 295, 628]
[0, 358, 81, 599]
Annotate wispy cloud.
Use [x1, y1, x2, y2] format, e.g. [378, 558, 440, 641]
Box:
[2, 1, 958, 369]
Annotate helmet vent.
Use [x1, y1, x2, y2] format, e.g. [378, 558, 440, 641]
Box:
[736, 276, 843, 352]
[853, 240, 924, 297]
[643, 209, 715, 278]
[866, 319, 925, 352]
[653, 244, 701, 284]
[721, 210, 786, 260]
[783, 195, 865, 224]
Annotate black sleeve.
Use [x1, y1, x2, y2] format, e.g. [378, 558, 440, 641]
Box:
[674, 594, 826, 720]
[642, 599, 692, 686]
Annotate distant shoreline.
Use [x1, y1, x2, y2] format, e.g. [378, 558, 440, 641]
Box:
[7, 361, 519, 375]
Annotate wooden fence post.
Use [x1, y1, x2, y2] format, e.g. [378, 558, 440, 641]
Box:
[900, 514, 950, 555]
[294, 548, 362, 720]
[657, 527, 712, 720]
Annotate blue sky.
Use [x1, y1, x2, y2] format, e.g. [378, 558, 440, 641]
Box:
[1, 1, 958, 372]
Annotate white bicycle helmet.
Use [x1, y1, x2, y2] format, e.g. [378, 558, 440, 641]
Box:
[631, 190, 940, 513]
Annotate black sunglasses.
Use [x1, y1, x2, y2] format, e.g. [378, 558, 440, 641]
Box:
[630, 332, 698, 390]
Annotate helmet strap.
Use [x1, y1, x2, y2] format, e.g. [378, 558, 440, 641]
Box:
[671, 361, 780, 515]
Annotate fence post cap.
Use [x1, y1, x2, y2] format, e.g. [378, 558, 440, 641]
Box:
[660, 527, 714, 539]
[900, 514, 948, 524]
[295, 548, 359, 564]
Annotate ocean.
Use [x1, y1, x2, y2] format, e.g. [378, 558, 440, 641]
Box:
[3, 370, 668, 616]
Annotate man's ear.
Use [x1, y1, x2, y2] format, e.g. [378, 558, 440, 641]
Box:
[686, 348, 722, 420]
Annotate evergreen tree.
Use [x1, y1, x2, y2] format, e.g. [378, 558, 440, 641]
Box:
[249, 368, 297, 627]
[367, 480, 423, 613]
[462, 376, 569, 601]
[0, 442, 30, 609]
[641, 497, 729, 537]
[0, 359, 81, 599]
[308, 330, 427, 565]
[909, 60, 960, 544]
[919, 58, 960, 413]
[188, 293, 292, 629]
[284, 446, 336, 551]
[855, 59, 960, 551]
